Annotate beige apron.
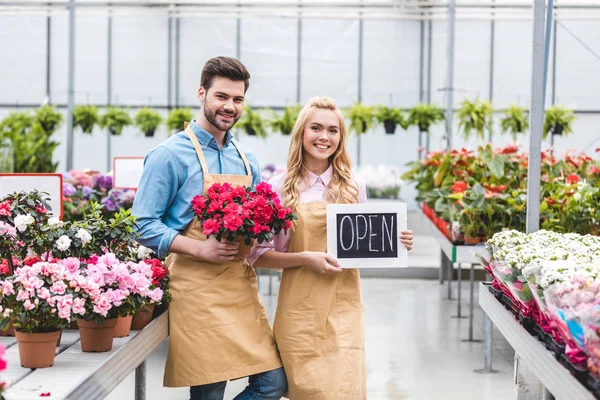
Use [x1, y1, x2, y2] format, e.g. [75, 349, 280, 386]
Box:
[273, 202, 367, 399]
[163, 126, 282, 387]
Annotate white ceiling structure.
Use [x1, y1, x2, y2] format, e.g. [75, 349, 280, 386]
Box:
[1, 0, 600, 20]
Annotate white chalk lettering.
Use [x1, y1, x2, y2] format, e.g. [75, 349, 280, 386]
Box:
[368, 215, 379, 252]
[382, 215, 395, 252]
[355, 215, 368, 251]
[340, 216, 354, 251]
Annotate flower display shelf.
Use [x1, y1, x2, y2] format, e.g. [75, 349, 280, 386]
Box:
[2, 311, 168, 399]
[479, 283, 595, 400]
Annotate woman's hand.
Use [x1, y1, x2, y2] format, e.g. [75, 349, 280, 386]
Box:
[302, 251, 342, 274]
[400, 230, 413, 251]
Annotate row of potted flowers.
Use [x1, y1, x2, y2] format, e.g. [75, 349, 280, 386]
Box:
[482, 230, 600, 394]
[0, 190, 170, 369]
[404, 144, 600, 244]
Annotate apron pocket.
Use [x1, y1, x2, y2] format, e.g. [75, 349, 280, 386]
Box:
[181, 267, 236, 331]
[274, 295, 315, 354]
[336, 293, 365, 350]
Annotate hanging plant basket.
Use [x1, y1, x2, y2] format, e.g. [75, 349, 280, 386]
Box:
[383, 119, 396, 134]
[144, 128, 156, 138]
[246, 127, 257, 136]
[552, 124, 564, 136]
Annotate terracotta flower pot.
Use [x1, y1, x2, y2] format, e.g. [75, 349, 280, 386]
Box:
[77, 318, 117, 352]
[464, 236, 482, 245]
[15, 330, 61, 368]
[131, 305, 155, 331]
[56, 329, 62, 347]
[114, 315, 133, 338]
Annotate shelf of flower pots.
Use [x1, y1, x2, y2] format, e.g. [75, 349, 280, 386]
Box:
[3, 311, 168, 400]
[419, 207, 480, 264]
[479, 283, 595, 400]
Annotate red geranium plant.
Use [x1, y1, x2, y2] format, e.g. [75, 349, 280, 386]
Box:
[191, 182, 296, 245]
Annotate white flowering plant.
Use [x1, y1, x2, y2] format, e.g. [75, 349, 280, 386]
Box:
[355, 164, 403, 199]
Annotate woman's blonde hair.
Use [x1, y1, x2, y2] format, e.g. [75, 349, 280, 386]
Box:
[282, 97, 359, 210]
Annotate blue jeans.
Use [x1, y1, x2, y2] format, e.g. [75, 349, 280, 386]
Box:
[189, 367, 287, 400]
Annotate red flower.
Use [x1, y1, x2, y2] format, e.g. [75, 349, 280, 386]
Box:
[566, 174, 580, 184]
[450, 181, 469, 194]
[40, 392, 51, 397]
[499, 144, 519, 155]
[589, 165, 600, 175]
[23, 256, 41, 266]
[87, 254, 99, 265]
[223, 213, 243, 232]
[202, 219, 221, 235]
[0, 201, 10, 217]
[35, 204, 48, 214]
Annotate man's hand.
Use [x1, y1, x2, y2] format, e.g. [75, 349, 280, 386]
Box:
[302, 252, 342, 274]
[196, 236, 240, 263]
[400, 230, 414, 251]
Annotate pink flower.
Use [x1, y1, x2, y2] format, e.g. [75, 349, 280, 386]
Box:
[37, 287, 51, 301]
[50, 281, 67, 295]
[55, 294, 73, 320]
[92, 296, 111, 317]
[514, 280, 524, 291]
[148, 288, 163, 303]
[60, 257, 81, 274]
[16, 289, 31, 302]
[99, 253, 118, 266]
[0, 201, 10, 217]
[23, 300, 35, 311]
[1, 281, 14, 295]
[72, 298, 86, 315]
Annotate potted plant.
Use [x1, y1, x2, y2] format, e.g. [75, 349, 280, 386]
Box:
[237, 106, 268, 138]
[134, 108, 162, 137]
[0, 262, 73, 368]
[166, 108, 194, 133]
[543, 106, 576, 140]
[72, 105, 99, 134]
[269, 105, 301, 136]
[375, 106, 407, 134]
[99, 107, 132, 136]
[345, 102, 376, 136]
[456, 98, 493, 141]
[34, 104, 63, 134]
[407, 103, 445, 134]
[500, 105, 529, 141]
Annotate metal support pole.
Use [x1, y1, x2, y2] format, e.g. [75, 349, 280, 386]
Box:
[551, 20, 557, 106]
[426, 20, 433, 155]
[452, 263, 466, 318]
[236, 11, 241, 60]
[463, 263, 482, 342]
[357, 9, 364, 167]
[167, 16, 172, 109]
[46, 15, 51, 103]
[107, 12, 113, 173]
[526, 0, 547, 235]
[65, 0, 76, 171]
[135, 361, 146, 400]
[445, 0, 456, 151]
[474, 315, 497, 373]
[446, 255, 453, 300]
[419, 20, 425, 103]
[175, 17, 180, 107]
[488, 2, 495, 143]
[439, 249, 445, 284]
[296, 15, 302, 104]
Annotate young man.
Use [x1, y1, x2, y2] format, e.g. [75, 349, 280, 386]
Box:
[132, 56, 286, 400]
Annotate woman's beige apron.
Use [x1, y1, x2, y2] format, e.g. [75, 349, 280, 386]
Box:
[274, 201, 367, 399]
[163, 126, 282, 387]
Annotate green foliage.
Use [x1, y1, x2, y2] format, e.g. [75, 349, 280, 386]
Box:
[134, 108, 162, 136]
[456, 98, 493, 141]
[99, 107, 132, 136]
[407, 103, 445, 133]
[543, 106, 576, 140]
[500, 105, 529, 141]
[375, 105, 409, 131]
[34, 104, 63, 134]
[166, 108, 193, 132]
[0, 111, 59, 172]
[345, 102, 376, 136]
[236, 106, 268, 138]
[269, 105, 301, 135]
[73, 105, 99, 134]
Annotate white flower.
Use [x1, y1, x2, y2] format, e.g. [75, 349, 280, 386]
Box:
[56, 235, 72, 251]
[573, 192, 582, 201]
[14, 214, 34, 232]
[48, 216, 63, 227]
[136, 245, 154, 260]
[75, 229, 92, 246]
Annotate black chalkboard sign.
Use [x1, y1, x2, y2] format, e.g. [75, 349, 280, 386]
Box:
[327, 203, 407, 269]
[336, 213, 397, 259]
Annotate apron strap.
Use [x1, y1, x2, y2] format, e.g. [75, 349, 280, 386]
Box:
[231, 141, 252, 177]
[185, 125, 210, 175]
[185, 123, 252, 178]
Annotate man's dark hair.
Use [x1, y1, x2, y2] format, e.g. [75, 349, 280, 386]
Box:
[200, 56, 250, 93]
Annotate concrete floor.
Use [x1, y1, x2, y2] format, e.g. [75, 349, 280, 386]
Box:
[106, 278, 516, 400]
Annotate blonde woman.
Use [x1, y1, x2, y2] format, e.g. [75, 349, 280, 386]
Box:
[247, 97, 413, 399]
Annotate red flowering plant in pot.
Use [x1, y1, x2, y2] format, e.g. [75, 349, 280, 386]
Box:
[191, 182, 297, 260]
